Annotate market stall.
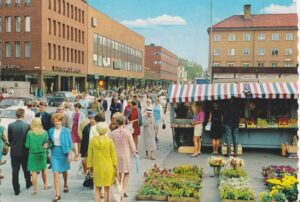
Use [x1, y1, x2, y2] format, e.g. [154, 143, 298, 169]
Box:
[167, 81, 298, 151]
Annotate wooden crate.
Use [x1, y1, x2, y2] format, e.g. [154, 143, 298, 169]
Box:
[221, 144, 242, 155]
[178, 146, 195, 154]
[221, 200, 255, 202]
[287, 145, 298, 153]
[168, 197, 199, 202]
[136, 195, 167, 201]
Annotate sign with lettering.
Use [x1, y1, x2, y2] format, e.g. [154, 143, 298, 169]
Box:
[0, 64, 23, 69]
[52, 66, 80, 74]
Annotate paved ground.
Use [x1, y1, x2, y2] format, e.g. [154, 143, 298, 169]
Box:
[0, 99, 298, 202]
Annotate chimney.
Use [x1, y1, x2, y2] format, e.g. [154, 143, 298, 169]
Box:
[244, 4, 251, 20]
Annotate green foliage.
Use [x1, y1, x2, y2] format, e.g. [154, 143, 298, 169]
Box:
[179, 58, 204, 80]
[220, 168, 248, 179]
[259, 192, 287, 202]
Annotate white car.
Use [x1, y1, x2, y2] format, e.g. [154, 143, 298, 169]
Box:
[0, 106, 27, 134]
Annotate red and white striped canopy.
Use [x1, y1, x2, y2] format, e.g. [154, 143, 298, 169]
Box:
[167, 83, 245, 103]
[245, 81, 298, 99]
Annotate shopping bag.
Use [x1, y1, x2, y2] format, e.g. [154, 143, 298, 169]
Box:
[83, 172, 94, 189]
[134, 154, 140, 175]
[125, 122, 134, 133]
[205, 122, 211, 131]
[109, 178, 123, 202]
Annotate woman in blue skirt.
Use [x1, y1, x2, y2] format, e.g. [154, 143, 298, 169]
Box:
[49, 113, 73, 202]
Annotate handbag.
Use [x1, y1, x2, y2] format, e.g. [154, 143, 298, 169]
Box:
[162, 123, 166, 130]
[205, 122, 211, 131]
[109, 178, 123, 202]
[83, 172, 94, 188]
[2, 142, 9, 156]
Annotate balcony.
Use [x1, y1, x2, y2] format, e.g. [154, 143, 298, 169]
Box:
[212, 67, 298, 74]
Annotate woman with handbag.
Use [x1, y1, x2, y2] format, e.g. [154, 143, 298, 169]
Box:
[87, 122, 118, 202]
[25, 118, 50, 194]
[49, 113, 73, 202]
[111, 114, 137, 198]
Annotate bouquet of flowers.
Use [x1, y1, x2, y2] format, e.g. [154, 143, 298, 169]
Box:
[228, 157, 245, 169]
[208, 156, 226, 167]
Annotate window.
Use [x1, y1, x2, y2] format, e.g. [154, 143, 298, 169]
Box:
[62, 24, 65, 38]
[25, 41, 31, 57]
[78, 50, 80, 64]
[48, 0, 51, 9]
[70, 49, 73, 62]
[213, 49, 220, 56]
[227, 63, 234, 67]
[74, 50, 77, 63]
[258, 32, 265, 41]
[6, 17, 11, 32]
[78, 9, 81, 22]
[15, 42, 21, 57]
[48, 43, 51, 59]
[6, 0, 11, 7]
[62, 46, 65, 61]
[0, 42, 2, 58]
[48, 18, 51, 34]
[214, 34, 221, 41]
[67, 3, 69, 17]
[212, 63, 219, 67]
[75, 7, 77, 21]
[58, 45, 61, 60]
[25, 0, 30, 6]
[284, 62, 293, 67]
[58, 0, 61, 13]
[82, 10, 84, 23]
[272, 33, 279, 41]
[272, 63, 278, 68]
[258, 48, 265, 56]
[257, 63, 264, 67]
[62, 0, 65, 15]
[15, 0, 21, 6]
[66, 48, 69, 62]
[14, 16, 20, 32]
[228, 48, 235, 56]
[78, 30, 81, 43]
[53, 20, 56, 35]
[82, 31, 84, 43]
[66, 25, 69, 39]
[25, 16, 30, 32]
[242, 63, 249, 68]
[82, 51, 84, 64]
[74, 28, 77, 42]
[0, 17, 2, 32]
[71, 5, 73, 19]
[243, 48, 249, 55]
[53, 44, 56, 60]
[286, 33, 293, 41]
[243, 33, 250, 41]
[228, 34, 235, 41]
[58, 22, 61, 37]
[285, 48, 293, 56]
[5, 42, 11, 57]
[71, 27, 73, 41]
[271, 48, 279, 56]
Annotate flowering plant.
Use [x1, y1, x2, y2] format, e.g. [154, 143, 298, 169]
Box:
[208, 156, 226, 167]
[220, 168, 248, 179]
[219, 177, 255, 200]
[262, 165, 297, 182]
[227, 157, 245, 169]
[259, 191, 288, 202]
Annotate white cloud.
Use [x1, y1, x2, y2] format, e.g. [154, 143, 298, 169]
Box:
[260, 2, 297, 14]
[121, 14, 187, 28]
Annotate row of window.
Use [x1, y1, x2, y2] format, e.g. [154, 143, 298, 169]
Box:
[214, 48, 293, 56]
[48, 0, 85, 24]
[48, 18, 85, 44]
[0, 0, 30, 7]
[154, 60, 178, 73]
[93, 33, 142, 58]
[213, 32, 294, 42]
[212, 62, 294, 68]
[154, 51, 178, 63]
[0, 16, 31, 33]
[0, 41, 31, 58]
[48, 43, 84, 64]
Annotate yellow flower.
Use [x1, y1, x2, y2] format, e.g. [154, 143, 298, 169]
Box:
[269, 189, 278, 196]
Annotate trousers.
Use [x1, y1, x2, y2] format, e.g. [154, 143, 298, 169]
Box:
[224, 125, 239, 156]
[11, 156, 31, 193]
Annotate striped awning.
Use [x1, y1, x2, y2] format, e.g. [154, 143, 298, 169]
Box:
[167, 83, 245, 103]
[245, 81, 299, 99]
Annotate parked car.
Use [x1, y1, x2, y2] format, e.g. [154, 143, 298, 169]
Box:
[0, 97, 32, 114]
[0, 106, 27, 133]
[47, 91, 75, 106]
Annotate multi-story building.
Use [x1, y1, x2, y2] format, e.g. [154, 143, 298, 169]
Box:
[145, 44, 179, 85]
[177, 65, 187, 84]
[208, 5, 298, 83]
[87, 6, 144, 90]
[0, 0, 88, 93]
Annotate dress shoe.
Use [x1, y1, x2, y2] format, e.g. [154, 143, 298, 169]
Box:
[26, 182, 33, 189]
[14, 190, 20, 195]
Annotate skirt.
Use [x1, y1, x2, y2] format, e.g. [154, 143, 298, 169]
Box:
[210, 122, 224, 139]
[194, 124, 203, 137]
[27, 152, 47, 172]
[51, 146, 70, 173]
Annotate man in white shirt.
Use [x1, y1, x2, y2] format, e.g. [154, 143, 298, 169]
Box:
[24, 103, 35, 125]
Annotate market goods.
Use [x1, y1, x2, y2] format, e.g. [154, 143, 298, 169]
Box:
[246, 119, 257, 128]
[258, 191, 287, 202]
[261, 165, 298, 182]
[220, 168, 248, 179]
[228, 157, 245, 169]
[257, 118, 268, 128]
[208, 156, 226, 167]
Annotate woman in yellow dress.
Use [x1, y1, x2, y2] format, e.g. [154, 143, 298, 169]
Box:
[87, 122, 118, 202]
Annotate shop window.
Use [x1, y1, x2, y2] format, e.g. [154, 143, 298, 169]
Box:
[271, 63, 277, 68]
[257, 62, 264, 67]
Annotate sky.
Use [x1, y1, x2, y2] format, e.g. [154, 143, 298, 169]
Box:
[88, 0, 297, 69]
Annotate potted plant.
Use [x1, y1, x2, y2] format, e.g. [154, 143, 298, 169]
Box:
[208, 156, 226, 176]
[259, 191, 288, 202]
[227, 157, 245, 169]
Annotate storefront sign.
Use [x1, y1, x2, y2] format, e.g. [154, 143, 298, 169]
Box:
[0, 64, 23, 69]
[52, 66, 80, 74]
[214, 73, 234, 79]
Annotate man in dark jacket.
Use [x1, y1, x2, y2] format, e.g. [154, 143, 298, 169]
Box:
[8, 108, 31, 195]
[110, 97, 122, 119]
[223, 99, 241, 157]
[35, 101, 53, 132]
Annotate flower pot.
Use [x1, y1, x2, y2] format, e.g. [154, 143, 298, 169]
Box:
[136, 194, 167, 201]
[221, 200, 255, 202]
[213, 166, 221, 176]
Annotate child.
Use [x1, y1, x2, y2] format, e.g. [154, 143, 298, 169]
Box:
[192, 103, 204, 157]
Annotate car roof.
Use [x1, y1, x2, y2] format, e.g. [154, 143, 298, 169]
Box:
[6, 106, 27, 110]
[1, 97, 31, 100]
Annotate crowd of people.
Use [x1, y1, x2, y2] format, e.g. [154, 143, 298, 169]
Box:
[0, 87, 168, 202]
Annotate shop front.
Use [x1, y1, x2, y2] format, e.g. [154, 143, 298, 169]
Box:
[166, 82, 298, 151]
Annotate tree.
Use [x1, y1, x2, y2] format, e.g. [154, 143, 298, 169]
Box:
[179, 58, 204, 80]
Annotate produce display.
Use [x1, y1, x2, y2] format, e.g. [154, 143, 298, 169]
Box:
[267, 117, 278, 128]
[257, 118, 268, 128]
[260, 165, 298, 202]
[242, 117, 298, 129]
[278, 117, 289, 128]
[246, 118, 257, 128]
[137, 164, 203, 201]
[239, 118, 246, 128]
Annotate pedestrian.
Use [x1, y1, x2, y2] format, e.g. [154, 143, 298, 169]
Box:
[89, 97, 102, 113]
[110, 97, 122, 119]
[191, 103, 204, 157]
[111, 114, 137, 197]
[79, 93, 89, 116]
[143, 108, 156, 160]
[0, 121, 8, 166]
[35, 101, 54, 132]
[208, 102, 224, 155]
[119, 94, 127, 113]
[80, 111, 97, 175]
[152, 98, 165, 149]
[223, 99, 241, 157]
[109, 112, 121, 132]
[24, 102, 35, 125]
[71, 103, 85, 161]
[127, 100, 142, 149]
[132, 94, 142, 110]
[99, 95, 108, 112]
[56, 105, 71, 129]
[143, 98, 152, 114]
[25, 118, 50, 194]
[87, 122, 118, 202]
[89, 112, 106, 139]
[49, 113, 73, 202]
[159, 91, 167, 112]
[8, 108, 32, 195]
